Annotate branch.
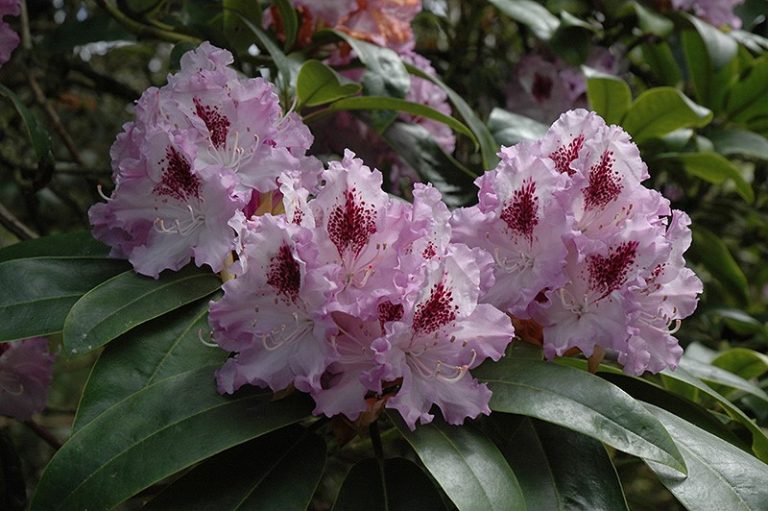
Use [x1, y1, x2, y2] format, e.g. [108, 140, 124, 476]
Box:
[95, 0, 202, 44]
[23, 419, 62, 450]
[0, 200, 38, 240]
[27, 72, 84, 166]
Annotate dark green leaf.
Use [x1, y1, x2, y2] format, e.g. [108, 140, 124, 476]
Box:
[296, 60, 361, 109]
[584, 69, 632, 125]
[657, 152, 754, 202]
[679, 357, 768, 405]
[0, 232, 109, 263]
[62, 265, 222, 355]
[405, 63, 499, 169]
[381, 122, 476, 207]
[0, 256, 128, 343]
[709, 128, 768, 160]
[645, 404, 768, 511]
[488, 108, 548, 146]
[146, 427, 325, 511]
[682, 27, 739, 111]
[236, 14, 295, 91]
[0, 84, 53, 167]
[490, 415, 628, 511]
[72, 298, 225, 432]
[685, 13, 739, 70]
[488, 0, 560, 40]
[641, 42, 681, 87]
[31, 366, 313, 511]
[333, 457, 446, 511]
[631, 1, 673, 36]
[726, 56, 768, 123]
[274, 0, 298, 50]
[622, 87, 712, 143]
[689, 226, 749, 304]
[223, 0, 262, 56]
[474, 357, 686, 473]
[391, 415, 526, 511]
[712, 348, 768, 381]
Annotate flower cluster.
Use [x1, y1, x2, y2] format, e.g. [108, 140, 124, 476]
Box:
[0, 0, 20, 67]
[210, 151, 515, 429]
[453, 109, 702, 375]
[671, 0, 744, 28]
[90, 42, 321, 278]
[0, 338, 54, 421]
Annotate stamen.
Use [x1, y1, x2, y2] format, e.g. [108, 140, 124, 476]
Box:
[97, 184, 112, 201]
[197, 328, 219, 348]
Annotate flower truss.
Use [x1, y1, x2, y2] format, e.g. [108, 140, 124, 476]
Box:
[0, 0, 20, 67]
[92, 44, 702, 430]
[0, 337, 54, 421]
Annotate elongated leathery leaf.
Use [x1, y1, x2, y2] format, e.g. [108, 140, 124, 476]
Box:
[474, 356, 686, 473]
[63, 264, 221, 355]
[489, 415, 628, 511]
[391, 414, 526, 511]
[333, 457, 446, 511]
[32, 366, 313, 511]
[72, 298, 225, 432]
[645, 404, 768, 511]
[145, 426, 325, 511]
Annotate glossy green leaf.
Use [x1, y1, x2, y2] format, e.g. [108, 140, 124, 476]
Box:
[645, 404, 768, 511]
[689, 226, 749, 304]
[474, 357, 686, 473]
[685, 14, 739, 70]
[488, 108, 548, 146]
[726, 56, 768, 123]
[712, 348, 768, 380]
[679, 357, 768, 405]
[660, 365, 768, 463]
[490, 415, 628, 511]
[641, 42, 681, 86]
[146, 427, 325, 511]
[31, 366, 313, 511]
[682, 27, 739, 111]
[223, 0, 262, 55]
[72, 298, 225, 432]
[333, 457, 446, 511]
[488, 0, 560, 40]
[273, 0, 298, 50]
[236, 14, 295, 90]
[658, 152, 754, 202]
[0, 232, 109, 263]
[623, 88, 712, 143]
[709, 128, 768, 160]
[63, 265, 222, 355]
[584, 69, 632, 125]
[296, 60, 361, 109]
[0, 256, 128, 343]
[405, 63, 499, 169]
[382, 122, 476, 207]
[391, 415, 526, 511]
[631, 1, 673, 36]
[0, 84, 53, 168]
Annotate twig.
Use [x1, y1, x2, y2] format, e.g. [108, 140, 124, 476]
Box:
[27, 72, 84, 166]
[0, 200, 38, 240]
[23, 419, 62, 450]
[19, 0, 32, 50]
[95, 0, 202, 44]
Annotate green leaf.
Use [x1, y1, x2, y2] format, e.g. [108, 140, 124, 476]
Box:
[273, 0, 298, 51]
[62, 265, 222, 355]
[381, 122, 476, 207]
[685, 13, 739, 70]
[317, 95, 475, 142]
[31, 366, 313, 511]
[0, 232, 110, 263]
[145, 427, 325, 511]
[333, 457, 446, 511]
[72, 298, 225, 432]
[622, 87, 712, 143]
[644, 404, 768, 511]
[223, 0, 262, 56]
[488, 0, 560, 40]
[0, 256, 128, 343]
[296, 60, 361, 109]
[709, 128, 768, 160]
[682, 27, 739, 111]
[0, 84, 54, 168]
[657, 152, 754, 202]
[679, 357, 768, 405]
[583, 69, 632, 125]
[488, 108, 548, 146]
[660, 365, 768, 463]
[689, 226, 749, 304]
[712, 348, 768, 381]
[405, 63, 499, 169]
[236, 14, 295, 92]
[631, 1, 673, 36]
[474, 357, 686, 473]
[390, 415, 526, 511]
[641, 42, 681, 86]
[490, 415, 628, 511]
[726, 56, 768, 123]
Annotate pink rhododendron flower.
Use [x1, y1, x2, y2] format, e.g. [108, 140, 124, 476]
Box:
[211, 151, 515, 429]
[672, 0, 744, 28]
[0, 338, 54, 421]
[0, 0, 20, 68]
[90, 42, 321, 278]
